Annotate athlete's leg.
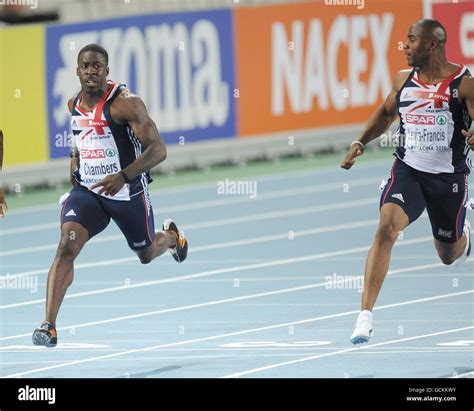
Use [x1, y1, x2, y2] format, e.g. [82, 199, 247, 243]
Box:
[434, 236, 467, 265]
[45, 222, 89, 325]
[33, 186, 111, 347]
[135, 230, 177, 264]
[351, 159, 425, 344]
[361, 203, 409, 310]
[351, 204, 409, 345]
[107, 191, 186, 264]
[424, 172, 470, 265]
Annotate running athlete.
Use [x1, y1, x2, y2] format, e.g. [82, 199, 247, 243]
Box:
[340, 19, 474, 344]
[32, 44, 188, 347]
[0, 130, 7, 218]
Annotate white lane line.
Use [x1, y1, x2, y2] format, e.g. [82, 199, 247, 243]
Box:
[0, 176, 380, 236]
[221, 324, 474, 378]
[0, 232, 434, 309]
[2, 347, 472, 357]
[0, 260, 444, 341]
[0, 199, 385, 277]
[0, 197, 379, 255]
[5, 159, 390, 216]
[451, 371, 474, 378]
[2, 289, 472, 378]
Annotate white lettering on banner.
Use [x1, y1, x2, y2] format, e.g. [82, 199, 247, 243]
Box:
[271, 14, 393, 115]
[367, 13, 393, 105]
[52, 21, 229, 133]
[303, 20, 329, 112]
[349, 16, 367, 108]
[192, 20, 229, 128]
[328, 16, 348, 110]
[119, 27, 148, 105]
[272, 21, 304, 115]
[460, 12, 474, 59]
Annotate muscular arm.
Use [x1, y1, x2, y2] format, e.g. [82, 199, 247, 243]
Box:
[358, 70, 409, 145]
[90, 89, 166, 196]
[111, 90, 166, 180]
[341, 70, 410, 169]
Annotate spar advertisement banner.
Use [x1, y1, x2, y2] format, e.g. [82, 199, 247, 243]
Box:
[233, 0, 424, 136]
[46, 9, 236, 158]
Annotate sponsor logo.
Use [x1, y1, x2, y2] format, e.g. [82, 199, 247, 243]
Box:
[105, 148, 116, 157]
[88, 120, 107, 127]
[436, 114, 448, 125]
[405, 114, 435, 125]
[437, 228, 453, 238]
[391, 193, 405, 203]
[133, 240, 147, 247]
[80, 149, 106, 159]
[65, 209, 77, 217]
[428, 92, 449, 102]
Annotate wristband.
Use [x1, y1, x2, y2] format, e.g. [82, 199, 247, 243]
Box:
[350, 140, 364, 149]
[119, 170, 131, 184]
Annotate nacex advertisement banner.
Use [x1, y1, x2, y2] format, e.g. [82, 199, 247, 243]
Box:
[234, 1, 423, 136]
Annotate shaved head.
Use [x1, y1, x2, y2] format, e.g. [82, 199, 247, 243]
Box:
[413, 19, 447, 44]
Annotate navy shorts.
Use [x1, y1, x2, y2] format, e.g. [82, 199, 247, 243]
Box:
[60, 185, 155, 250]
[380, 158, 468, 243]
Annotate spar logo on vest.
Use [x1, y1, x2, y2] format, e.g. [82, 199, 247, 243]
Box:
[80, 148, 116, 159]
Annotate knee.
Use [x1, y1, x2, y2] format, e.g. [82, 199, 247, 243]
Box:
[57, 234, 82, 263]
[138, 253, 153, 265]
[439, 252, 456, 265]
[375, 222, 399, 245]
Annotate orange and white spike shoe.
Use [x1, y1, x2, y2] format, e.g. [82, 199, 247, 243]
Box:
[162, 218, 188, 263]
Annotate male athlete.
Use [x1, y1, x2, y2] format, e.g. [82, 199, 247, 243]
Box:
[0, 130, 7, 218]
[32, 44, 188, 347]
[341, 19, 474, 344]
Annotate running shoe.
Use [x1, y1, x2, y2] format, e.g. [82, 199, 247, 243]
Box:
[162, 218, 188, 263]
[32, 322, 57, 348]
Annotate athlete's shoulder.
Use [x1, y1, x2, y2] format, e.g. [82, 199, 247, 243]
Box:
[68, 91, 81, 113]
[115, 86, 141, 104]
[459, 72, 474, 100]
[110, 87, 148, 123]
[393, 69, 413, 90]
[67, 95, 75, 113]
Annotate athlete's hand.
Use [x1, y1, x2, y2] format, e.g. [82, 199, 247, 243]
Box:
[90, 174, 126, 196]
[0, 188, 7, 218]
[462, 129, 474, 150]
[341, 142, 364, 170]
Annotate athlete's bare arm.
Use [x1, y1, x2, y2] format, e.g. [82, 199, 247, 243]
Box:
[91, 88, 166, 196]
[341, 70, 411, 170]
[0, 129, 7, 217]
[460, 76, 474, 150]
[67, 96, 78, 186]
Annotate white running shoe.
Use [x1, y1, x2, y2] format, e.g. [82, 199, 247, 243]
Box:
[454, 220, 471, 266]
[350, 310, 373, 345]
